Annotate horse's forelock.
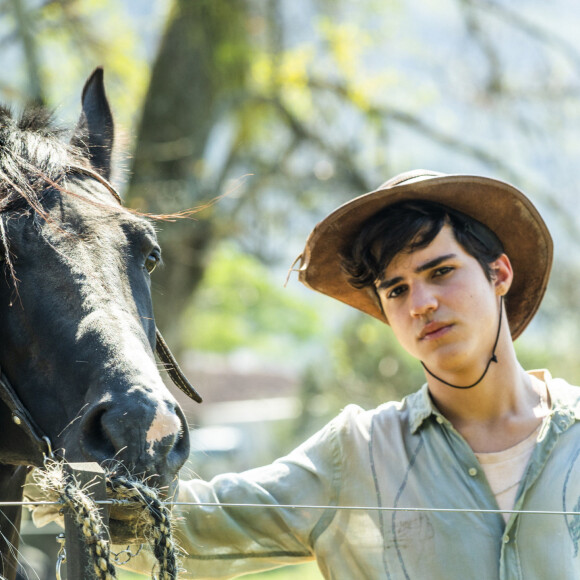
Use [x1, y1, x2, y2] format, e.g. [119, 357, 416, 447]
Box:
[17, 106, 57, 135]
[0, 105, 87, 212]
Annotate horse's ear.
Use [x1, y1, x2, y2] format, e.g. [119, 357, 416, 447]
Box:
[70, 67, 114, 180]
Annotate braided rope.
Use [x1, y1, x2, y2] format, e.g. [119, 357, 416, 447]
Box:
[108, 476, 178, 580]
[38, 461, 117, 579]
[33, 462, 179, 579]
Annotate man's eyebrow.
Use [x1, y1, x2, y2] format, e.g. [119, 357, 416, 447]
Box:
[416, 253, 457, 274]
[377, 253, 457, 290]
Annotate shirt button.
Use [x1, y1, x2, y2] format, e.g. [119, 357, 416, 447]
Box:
[503, 534, 510, 543]
[436, 416, 444, 424]
[468, 467, 478, 477]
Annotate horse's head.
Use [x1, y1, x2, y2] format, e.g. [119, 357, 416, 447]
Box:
[0, 70, 196, 524]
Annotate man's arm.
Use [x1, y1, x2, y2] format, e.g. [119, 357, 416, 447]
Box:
[122, 415, 344, 579]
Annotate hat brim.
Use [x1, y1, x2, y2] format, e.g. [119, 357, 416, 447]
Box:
[298, 171, 553, 340]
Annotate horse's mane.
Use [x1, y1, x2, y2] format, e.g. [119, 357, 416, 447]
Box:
[0, 105, 86, 213]
[0, 104, 208, 234]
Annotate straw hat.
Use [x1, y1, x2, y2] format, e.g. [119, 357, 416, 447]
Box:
[297, 169, 553, 339]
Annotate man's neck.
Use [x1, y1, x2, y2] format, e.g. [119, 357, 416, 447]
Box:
[426, 339, 550, 453]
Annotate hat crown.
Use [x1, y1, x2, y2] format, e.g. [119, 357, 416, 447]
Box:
[298, 170, 553, 340]
[378, 169, 445, 191]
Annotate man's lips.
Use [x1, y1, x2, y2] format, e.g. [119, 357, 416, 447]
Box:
[418, 321, 453, 340]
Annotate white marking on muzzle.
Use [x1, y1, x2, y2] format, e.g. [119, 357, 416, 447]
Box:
[146, 405, 181, 456]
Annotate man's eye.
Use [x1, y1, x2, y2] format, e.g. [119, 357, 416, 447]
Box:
[433, 266, 453, 277]
[145, 251, 161, 273]
[387, 285, 407, 299]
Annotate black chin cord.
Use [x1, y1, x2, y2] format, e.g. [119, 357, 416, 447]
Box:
[421, 295, 504, 390]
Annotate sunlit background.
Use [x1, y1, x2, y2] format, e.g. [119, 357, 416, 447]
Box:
[4, 0, 580, 578]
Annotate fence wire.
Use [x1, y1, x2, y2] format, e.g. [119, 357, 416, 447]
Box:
[4, 499, 580, 517]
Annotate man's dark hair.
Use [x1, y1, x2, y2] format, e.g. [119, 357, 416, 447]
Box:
[341, 200, 505, 289]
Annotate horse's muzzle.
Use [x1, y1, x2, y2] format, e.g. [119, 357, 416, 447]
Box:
[75, 390, 190, 489]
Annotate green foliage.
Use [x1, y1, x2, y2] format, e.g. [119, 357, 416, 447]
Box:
[295, 314, 425, 435]
[1, 0, 152, 129]
[181, 242, 322, 357]
[43, 0, 151, 126]
[516, 334, 580, 386]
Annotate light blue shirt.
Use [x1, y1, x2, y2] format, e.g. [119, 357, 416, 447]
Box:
[129, 370, 580, 579]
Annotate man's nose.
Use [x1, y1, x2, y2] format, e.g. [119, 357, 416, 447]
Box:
[409, 285, 438, 317]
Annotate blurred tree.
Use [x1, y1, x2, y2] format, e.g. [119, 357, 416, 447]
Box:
[181, 243, 322, 356]
[6, 0, 580, 389]
[293, 315, 427, 436]
[0, 0, 151, 131]
[6, 0, 44, 104]
[122, 0, 580, 358]
[126, 0, 253, 345]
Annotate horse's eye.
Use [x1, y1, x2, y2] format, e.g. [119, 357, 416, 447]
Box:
[145, 250, 160, 273]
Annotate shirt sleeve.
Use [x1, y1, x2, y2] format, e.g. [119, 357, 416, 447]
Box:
[122, 412, 345, 579]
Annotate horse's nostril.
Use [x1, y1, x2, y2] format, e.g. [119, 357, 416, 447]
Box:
[80, 405, 117, 463]
[167, 404, 190, 470]
[78, 398, 190, 482]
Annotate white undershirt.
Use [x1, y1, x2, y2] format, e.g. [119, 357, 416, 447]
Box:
[474, 424, 541, 524]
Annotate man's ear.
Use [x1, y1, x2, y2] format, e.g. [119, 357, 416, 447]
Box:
[491, 253, 513, 296]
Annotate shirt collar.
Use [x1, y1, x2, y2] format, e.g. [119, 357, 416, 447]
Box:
[407, 369, 580, 435]
[407, 384, 437, 434]
[535, 369, 580, 429]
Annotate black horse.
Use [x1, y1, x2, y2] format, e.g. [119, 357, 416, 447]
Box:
[0, 69, 200, 579]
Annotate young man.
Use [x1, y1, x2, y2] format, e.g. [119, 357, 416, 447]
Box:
[133, 170, 579, 579]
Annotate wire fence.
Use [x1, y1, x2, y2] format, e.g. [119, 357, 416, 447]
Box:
[11, 488, 580, 580]
[9, 498, 580, 517]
